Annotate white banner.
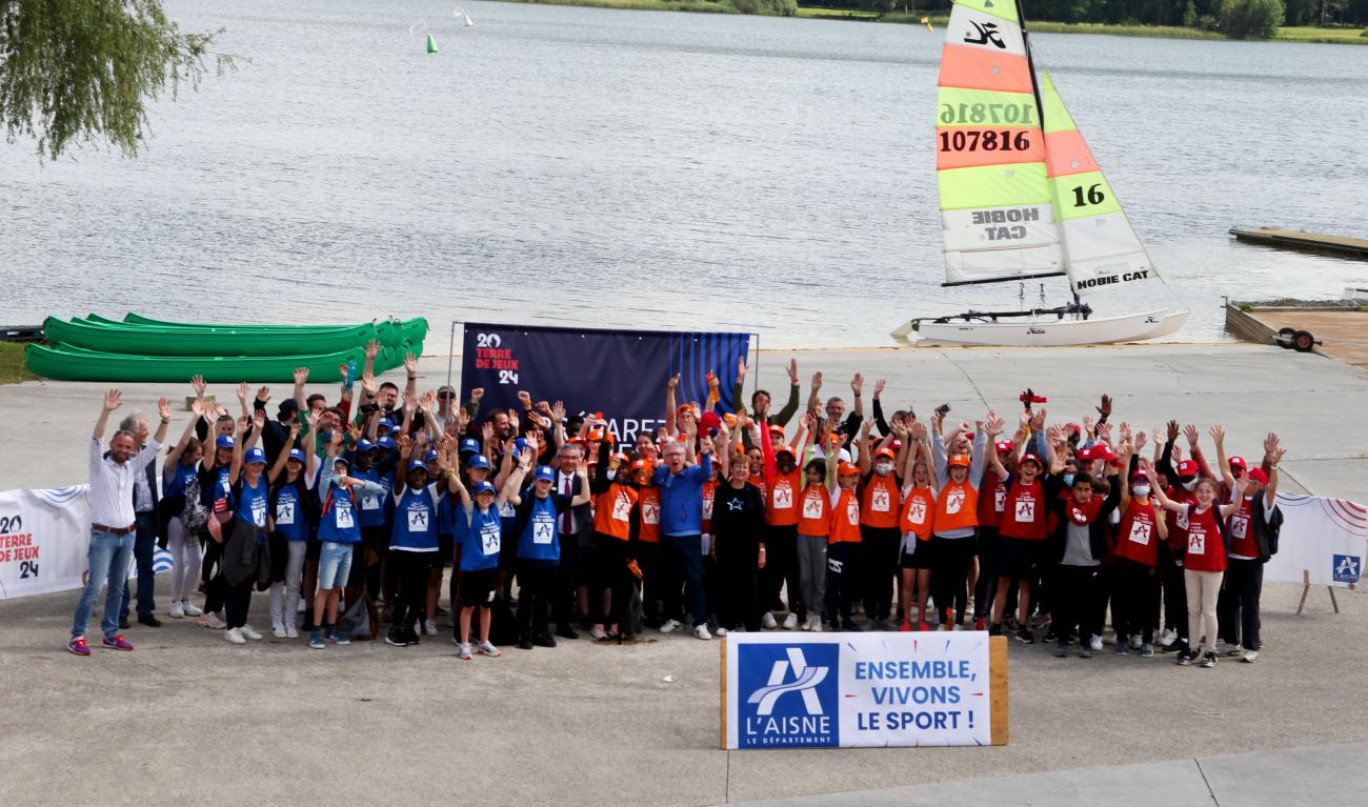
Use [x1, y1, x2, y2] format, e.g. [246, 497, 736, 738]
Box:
[0, 486, 93, 600]
[1265, 494, 1367, 588]
[723, 632, 993, 749]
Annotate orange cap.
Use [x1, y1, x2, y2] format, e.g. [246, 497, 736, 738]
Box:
[948, 453, 970, 468]
[874, 447, 897, 460]
[838, 461, 860, 477]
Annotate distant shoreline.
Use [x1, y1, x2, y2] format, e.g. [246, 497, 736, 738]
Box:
[493, 0, 1368, 45]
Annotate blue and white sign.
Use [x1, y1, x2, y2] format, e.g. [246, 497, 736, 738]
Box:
[724, 633, 993, 749]
[1332, 554, 1361, 585]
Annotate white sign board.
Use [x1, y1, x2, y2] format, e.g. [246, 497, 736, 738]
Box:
[1265, 494, 1367, 588]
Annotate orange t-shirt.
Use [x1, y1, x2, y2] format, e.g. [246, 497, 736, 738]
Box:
[899, 485, 935, 541]
[860, 473, 901, 529]
[829, 489, 862, 545]
[766, 470, 802, 527]
[637, 485, 661, 544]
[933, 480, 979, 534]
[593, 483, 637, 541]
[798, 484, 830, 537]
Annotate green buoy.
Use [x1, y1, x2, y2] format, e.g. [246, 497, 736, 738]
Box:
[426, 33, 438, 53]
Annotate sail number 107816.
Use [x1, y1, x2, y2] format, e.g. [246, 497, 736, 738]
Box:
[940, 102, 1035, 125]
[939, 130, 1031, 153]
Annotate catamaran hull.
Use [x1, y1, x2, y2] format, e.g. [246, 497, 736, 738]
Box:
[892, 308, 1189, 347]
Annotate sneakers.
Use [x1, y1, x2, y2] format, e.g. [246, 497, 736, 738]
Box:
[330, 629, 351, 646]
[169, 601, 185, 619]
[1089, 635, 1103, 652]
[762, 613, 778, 630]
[225, 628, 247, 645]
[1242, 650, 1259, 663]
[533, 633, 557, 648]
[309, 629, 325, 649]
[102, 634, 134, 651]
[199, 612, 227, 630]
[694, 624, 712, 640]
[876, 618, 899, 632]
[1223, 643, 1244, 658]
[808, 617, 823, 633]
[272, 622, 287, 639]
[841, 620, 864, 632]
[240, 625, 263, 641]
[1158, 628, 1177, 647]
[456, 642, 473, 660]
[782, 613, 799, 630]
[478, 641, 501, 657]
[137, 614, 162, 628]
[1200, 652, 1217, 668]
[899, 621, 912, 632]
[1014, 627, 1035, 644]
[1130, 635, 1143, 650]
[659, 619, 682, 635]
[1177, 649, 1197, 666]
[1116, 642, 1130, 656]
[919, 619, 932, 632]
[1140, 643, 1155, 658]
[1078, 646, 1093, 659]
[555, 625, 579, 640]
[590, 625, 608, 641]
[1054, 643, 1068, 658]
[518, 638, 535, 650]
[424, 619, 438, 637]
[385, 631, 409, 647]
[285, 622, 299, 639]
[67, 637, 91, 656]
[714, 626, 729, 637]
[181, 600, 203, 617]
[974, 617, 986, 632]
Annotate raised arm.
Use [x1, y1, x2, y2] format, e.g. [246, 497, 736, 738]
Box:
[93, 388, 122, 441]
[229, 416, 246, 485]
[772, 358, 801, 426]
[1220, 476, 1249, 518]
[664, 373, 680, 435]
[857, 419, 874, 475]
[1264, 446, 1285, 507]
[267, 422, 300, 484]
[498, 450, 533, 507]
[166, 399, 205, 466]
[1210, 425, 1236, 490]
[394, 433, 415, 495]
[403, 352, 419, 402]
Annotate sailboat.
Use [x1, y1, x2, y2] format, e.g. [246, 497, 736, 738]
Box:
[891, 0, 1189, 346]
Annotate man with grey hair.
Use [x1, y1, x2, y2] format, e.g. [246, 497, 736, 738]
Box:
[68, 390, 170, 655]
[117, 406, 165, 629]
[653, 430, 713, 640]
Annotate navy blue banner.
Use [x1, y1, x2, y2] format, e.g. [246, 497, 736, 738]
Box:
[460, 323, 751, 444]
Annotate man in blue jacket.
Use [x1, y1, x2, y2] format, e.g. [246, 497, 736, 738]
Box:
[653, 434, 713, 640]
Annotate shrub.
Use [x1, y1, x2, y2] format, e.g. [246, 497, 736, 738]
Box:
[1219, 0, 1284, 39]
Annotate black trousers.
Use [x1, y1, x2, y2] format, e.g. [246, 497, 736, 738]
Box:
[390, 550, 434, 633]
[636, 542, 662, 626]
[517, 561, 558, 641]
[224, 576, 254, 629]
[826, 542, 860, 625]
[587, 534, 631, 626]
[761, 524, 805, 619]
[716, 540, 761, 632]
[1157, 542, 1188, 637]
[551, 529, 584, 626]
[1051, 564, 1105, 642]
[361, 525, 387, 602]
[859, 525, 900, 622]
[1219, 558, 1264, 651]
[1112, 557, 1159, 644]
[974, 527, 1000, 620]
[931, 535, 976, 626]
[202, 532, 226, 615]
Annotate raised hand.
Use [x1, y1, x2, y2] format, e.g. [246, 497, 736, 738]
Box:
[191, 399, 205, 420]
[1264, 431, 1281, 456]
[212, 403, 228, 420]
[252, 408, 267, 431]
[1268, 447, 1286, 465]
[404, 353, 418, 375]
[289, 420, 301, 438]
[293, 367, 309, 386]
[551, 400, 566, 423]
[786, 358, 798, 384]
[397, 432, 414, 455]
[256, 386, 270, 403]
[874, 378, 886, 398]
[346, 422, 362, 444]
[481, 421, 494, 444]
[190, 375, 207, 399]
[737, 355, 748, 379]
[1096, 421, 1113, 443]
[507, 408, 520, 433]
[851, 373, 863, 395]
[237, 382, 250, 403]
[910, 420, 928, 442]
[1135, 430, 1147, 454]
[360, 372, 377, 398]
[517, 390, 532, 407]
[890, 419, 908, 439]
[985, 411, 1005, 437]
[365, 340, 381, 360]
[103, 388, 123, 411]
[470, 387, 484, 402]
[1167, 420, 1180, 442]
[1183, 424, 1200, 447]
[811, 371, 822, 393]
[667, 374, 680, 392]
[1096, 393, 1112, 419]
[1208, 425, 1226, 445]
[402, 389, 418, 414]
[1030, 408, 1047, 431]
[421, 390, 437, 411]
[157, 397, 172, 422]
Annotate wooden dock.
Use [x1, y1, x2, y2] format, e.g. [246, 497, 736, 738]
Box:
[1226, 302, 1368, 371]
[1230, 226, 1368, 259]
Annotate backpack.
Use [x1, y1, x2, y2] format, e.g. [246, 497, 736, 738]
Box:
[182, 475, 209, 533]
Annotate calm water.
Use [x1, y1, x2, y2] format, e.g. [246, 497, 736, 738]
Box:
[4, 0, 1366, 349]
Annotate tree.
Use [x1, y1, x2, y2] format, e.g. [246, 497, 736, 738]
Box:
[0, 0, 228, 161]
[1219, 0, 1285, 37]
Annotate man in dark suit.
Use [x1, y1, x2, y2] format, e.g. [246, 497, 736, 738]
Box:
[118, 412, 164, 628]
[551, 443, 592, 639]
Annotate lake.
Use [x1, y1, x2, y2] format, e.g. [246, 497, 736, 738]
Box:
[3, 0, 1366, 349]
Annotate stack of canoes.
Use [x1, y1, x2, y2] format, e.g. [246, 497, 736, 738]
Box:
[24, 314, 428, 383]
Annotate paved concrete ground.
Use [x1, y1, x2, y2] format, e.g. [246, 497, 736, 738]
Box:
[3, 342, 1366, 806]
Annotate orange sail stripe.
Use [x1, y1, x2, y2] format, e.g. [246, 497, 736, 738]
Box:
[937, 44, 1034, 95]
[935, 126, 1044, 171]
[1044, 129, 1099, 178]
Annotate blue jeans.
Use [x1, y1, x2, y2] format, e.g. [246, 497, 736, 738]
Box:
[71, 528, 135, 640]
[661, 533, 705, 627]
[318, 541, 354, 590]
[120, 511, 158, 620]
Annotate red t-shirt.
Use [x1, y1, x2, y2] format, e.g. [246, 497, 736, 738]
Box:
[1113, 498, 1160, 567]
[1183, 503, 1226, 573]
[998, 476, 1047, 541]
[978, 473, 1007, 529]
[1227, 497, 1259, 559]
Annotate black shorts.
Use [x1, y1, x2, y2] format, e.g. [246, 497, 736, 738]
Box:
[305, 535, 322, 562]
[437, 532, 454, 564]
[460, 568, 499, 608]
[900, 535, 935, 569]
[997, 536, 1047, 579]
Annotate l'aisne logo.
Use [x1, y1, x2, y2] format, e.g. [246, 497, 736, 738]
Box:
[1333, 554, 1361, 585]
[738, 643, 839, 748]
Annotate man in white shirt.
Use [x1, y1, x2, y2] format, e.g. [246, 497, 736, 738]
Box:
[68, 389, 170, 656]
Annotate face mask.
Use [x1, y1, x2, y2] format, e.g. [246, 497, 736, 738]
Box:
[874, 463, 893, 475]
[1182, 478, 1198, 492]
[1063, 474, 1075, 487]
[1132, 485, 1151, 497]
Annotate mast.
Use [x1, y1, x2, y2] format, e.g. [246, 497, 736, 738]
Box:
[1013, 0, 1048, 140]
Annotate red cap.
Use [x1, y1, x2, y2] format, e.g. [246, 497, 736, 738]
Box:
[1230, 456, 1247, 470]
[838, 461, 861, 477]
[1177, 460, 1198, 477]
[1019, 453, 1042, 467]
[889, 439, 903, 452]
[1247, 467, 1268, 485]
[995, 440, 1015, 453]
[1075, 446, 1095, 461]
[874, 447, 897, 460]
[699, 411, 722, 434]
[948, 453, 970, 468]
[1132, 470, 1149, 483]
[1096, 446, 1119, 462]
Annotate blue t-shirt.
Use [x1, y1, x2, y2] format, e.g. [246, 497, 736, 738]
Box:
[516, 492, 561, 563]
[234, 475, 269, 531]
[271, 481, 309, 542]
[391, 484, 440, 552]
[163, 460, 198, 499]
[653, 453, 713, 537]
[317, 483, 362, 545]
[351, 466, 387, 528]
[459, 505, 502, 572]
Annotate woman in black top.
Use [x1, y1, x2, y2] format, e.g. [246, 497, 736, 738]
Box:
[710, 452, 766, 634]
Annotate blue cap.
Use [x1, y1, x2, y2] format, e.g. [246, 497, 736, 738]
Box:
[514, 437, 529, 454]
[333, 457, 350, 468]
[378, 418, 395, 431]
[215, 435, 235, 450]
[459, 438, 480, 455]
[244, 447, 266, 464]
[424, 450, 440, 464]
[356, 439, 376, 453]
[467, 454, 491, 470]
[407, 459, 427, 472]
[288, 448, 306, 463]
[472, 481, 496, 496]
[534, 465, 555, 482]
[376, 436, 397, 450]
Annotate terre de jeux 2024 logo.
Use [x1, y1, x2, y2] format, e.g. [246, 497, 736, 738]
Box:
[738, 643, 839, 748]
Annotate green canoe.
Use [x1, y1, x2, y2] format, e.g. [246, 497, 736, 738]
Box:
[116, 313, 430, 345]
[23, 341, 420, 383]
[45, 316, 405, 357]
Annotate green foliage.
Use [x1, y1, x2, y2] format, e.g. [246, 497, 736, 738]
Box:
[733, 0, 798, 13]
[0, 0, 230, 161]
[1219, 0, 1286, 36]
